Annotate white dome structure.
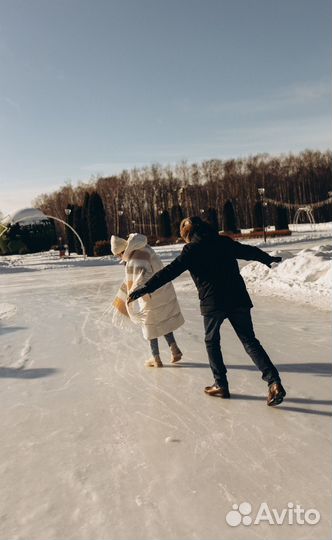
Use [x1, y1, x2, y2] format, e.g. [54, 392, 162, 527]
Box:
[2, 208, 49, 226]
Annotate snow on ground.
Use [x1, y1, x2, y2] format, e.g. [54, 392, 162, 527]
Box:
[241, 244, 331, 310]
[0, 229, 331, 540]
[1, 228, 330, 311]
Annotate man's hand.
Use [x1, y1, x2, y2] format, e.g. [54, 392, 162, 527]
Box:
[127, 286, 148, 304]
[266, 256, 282, 268]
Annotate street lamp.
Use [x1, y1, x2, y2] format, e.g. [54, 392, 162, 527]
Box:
[64, 208, 72, 255]
[200, 208, 205, 215]
[116, 209, 124, 236]
[257, 187, 267, 243]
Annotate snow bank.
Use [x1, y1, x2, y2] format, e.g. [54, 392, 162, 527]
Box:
[0, 251, 119, 272]
[289, 221, 332, 232]
[241, 244, 331, 310]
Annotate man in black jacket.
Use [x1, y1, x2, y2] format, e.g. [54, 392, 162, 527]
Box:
[128, 216, 286, 406]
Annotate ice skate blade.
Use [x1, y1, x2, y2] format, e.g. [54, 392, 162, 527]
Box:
[267, 395, 285, 406]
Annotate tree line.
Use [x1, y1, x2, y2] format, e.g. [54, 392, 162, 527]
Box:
[33, 150, 332, 255]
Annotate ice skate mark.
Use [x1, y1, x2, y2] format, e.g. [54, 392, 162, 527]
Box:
[135, 411, 178, 430]
[62, 468, 103, 520]
[112, 337, 207, 435]
[71, 335, 82, 345]
[80, 310, 100, 348]
[218, 483, 235, 503]
[111, 347, 196, 434]
[134, 493, 157, 509]
[47, 372, 79, 393]
[80, 288, 110, 351]
[0, 303, 17, 320]
[132, 373, 199, 435]
[12, 336, 32, 369]
[133, 461, 149, 472]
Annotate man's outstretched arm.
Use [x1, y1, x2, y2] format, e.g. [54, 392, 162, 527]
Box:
[224, 236, 282, 267]
[128, 245, 192, 303]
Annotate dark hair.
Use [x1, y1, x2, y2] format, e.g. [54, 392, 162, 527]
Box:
[180, 216, 218, 242]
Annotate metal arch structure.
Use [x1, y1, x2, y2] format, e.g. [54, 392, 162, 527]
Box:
[1, 213, 87, 258]
[293, 206, 315, 225]
[44, 214, 87, 258]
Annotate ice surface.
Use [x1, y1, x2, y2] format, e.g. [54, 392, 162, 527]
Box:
[0, 231, 331, 539]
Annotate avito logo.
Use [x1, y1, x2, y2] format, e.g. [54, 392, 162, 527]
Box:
[226, 502, 320, 527]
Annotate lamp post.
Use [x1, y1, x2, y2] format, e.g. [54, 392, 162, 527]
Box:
[117, 209, 124, 236]
[258, 187, 267, 243]
[64, 208, 71, 256]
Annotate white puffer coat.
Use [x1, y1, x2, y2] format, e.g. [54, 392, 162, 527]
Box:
[113, 234, 184, 340]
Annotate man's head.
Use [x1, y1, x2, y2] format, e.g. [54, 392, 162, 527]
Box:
[180, 217, 195, 243]
[180, 216, 216, 243]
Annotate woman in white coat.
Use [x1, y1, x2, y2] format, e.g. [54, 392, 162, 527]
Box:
[111, 233, 184, 367]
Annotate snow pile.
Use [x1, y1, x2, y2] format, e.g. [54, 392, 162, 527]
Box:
[241, 244, 331, 310]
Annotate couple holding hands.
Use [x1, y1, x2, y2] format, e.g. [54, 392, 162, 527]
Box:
[111, 216, 286, 407]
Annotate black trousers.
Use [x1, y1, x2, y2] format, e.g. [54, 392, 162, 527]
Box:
[203, 307, 281, 388]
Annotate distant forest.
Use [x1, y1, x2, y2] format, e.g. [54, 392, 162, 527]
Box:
[34, 150, 332, 252]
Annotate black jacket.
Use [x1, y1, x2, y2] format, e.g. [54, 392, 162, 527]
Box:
[143, 233, 274, 315]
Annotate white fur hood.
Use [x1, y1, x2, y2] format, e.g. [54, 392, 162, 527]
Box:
[122, 233, 148, 261]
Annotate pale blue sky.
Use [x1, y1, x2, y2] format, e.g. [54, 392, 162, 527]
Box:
[0, 0, 331, 214]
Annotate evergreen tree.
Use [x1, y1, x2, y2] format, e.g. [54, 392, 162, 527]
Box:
[223, 200, 239, 233]
[253, 201, 263, 229]
[72, 205, 83, 254]
[206, 207, 219, 232]
[170, 205, 183, 238]
[276, 207, 289, 230]
[158, 210, 172, 238]
[88, 191, 108, 252]
[82, 192, 93, 256]
[6, 221, 55, 254]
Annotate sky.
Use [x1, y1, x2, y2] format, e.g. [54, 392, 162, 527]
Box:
[0, 0, 331, 215]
